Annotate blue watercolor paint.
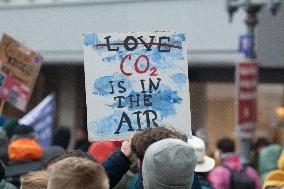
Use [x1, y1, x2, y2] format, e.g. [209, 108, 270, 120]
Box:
[108, 90, 149, 111]
[90, 111, 128, 137]
[93, 73, 132, 96]
[151, 84, 183, 119]
[171, 73, 188, 84]
[90, 110, 147, 136]
[103, 51, 128, 62]
[171, 33, 186, 42]
[84, 34, 98, 46]
[108, 83, 183, 119]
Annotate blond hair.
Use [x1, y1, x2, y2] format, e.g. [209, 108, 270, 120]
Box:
[20, 170, 48, 189]
[48, 157, 109, 189]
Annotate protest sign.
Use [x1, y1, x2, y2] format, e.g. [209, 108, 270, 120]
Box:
[235, 61, 258, 138]
[19, 93, 55, 149]
[0, 34, 42, 111]
[0, 72, 30, 111]
[83, 32, 191, 141]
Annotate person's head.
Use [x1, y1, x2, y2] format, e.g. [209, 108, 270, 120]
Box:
[52, 126, 71, 150]
[253, 137, 270, 154]
[75, 128, 88, 141]
[20, 170, 48, 189]
[45, 150, 96, 170]
[217, 138, 235, 154]
[0, 160, 5, 181]
[188, 136, 215, 173]
[142, 138, 196, 189]
[3, 119, 19, 139]
[11, 125, 35, 140]
[131, 127, 187, 162]
[48, 157, 109, 189]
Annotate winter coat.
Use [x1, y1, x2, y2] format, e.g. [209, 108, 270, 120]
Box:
[103, 151, 131, 188]
[208, 153, 261, 189]
[197, 174, 214, 189]
[259, 144, 282, 183]
[263, 151, 284, 189]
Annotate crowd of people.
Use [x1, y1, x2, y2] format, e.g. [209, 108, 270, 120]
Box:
[0, 121, 283, 189]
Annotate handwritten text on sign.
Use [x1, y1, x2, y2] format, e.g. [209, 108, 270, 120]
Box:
[83, 32, 191, 141]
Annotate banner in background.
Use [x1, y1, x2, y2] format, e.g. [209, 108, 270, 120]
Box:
[19, 93, 55, 149]
[83, 32, 191, 141]
[0, 34, 43, 111]
[236, 61, 258, 138]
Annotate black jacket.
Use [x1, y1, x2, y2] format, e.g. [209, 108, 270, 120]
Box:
[103, 151, 131, 188]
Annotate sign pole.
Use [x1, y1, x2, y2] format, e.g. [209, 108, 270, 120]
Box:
[238, 8, 258, 164]
[0, 100, 5, 114]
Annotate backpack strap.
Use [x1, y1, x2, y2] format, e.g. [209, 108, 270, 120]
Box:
[221, 165, 235, 189]
[221, 164, 235, 173]
[222, 164, 247, 172]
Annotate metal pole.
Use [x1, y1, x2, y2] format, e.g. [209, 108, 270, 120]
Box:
[239, 6, 260, 164]
[227, 0, 281, 164]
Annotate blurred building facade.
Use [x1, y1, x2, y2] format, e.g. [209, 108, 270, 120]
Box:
[0, 0, 283, 149]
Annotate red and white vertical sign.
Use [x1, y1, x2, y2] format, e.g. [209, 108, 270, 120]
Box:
[236, 62, 258, 138]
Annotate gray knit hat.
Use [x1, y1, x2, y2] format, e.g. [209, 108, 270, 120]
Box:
[142, 138, 197, 189]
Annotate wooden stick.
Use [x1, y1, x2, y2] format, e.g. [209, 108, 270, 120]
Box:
[0, 100, 5, 115]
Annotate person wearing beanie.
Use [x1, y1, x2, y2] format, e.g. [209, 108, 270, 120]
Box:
[0, 160, 17, 189]
[142, 138, 197, 189]
[8, 125, 43, 161]
[47, 157, 109, 189]
[20, 170, 48, 189]
[100, 127, 202, 189]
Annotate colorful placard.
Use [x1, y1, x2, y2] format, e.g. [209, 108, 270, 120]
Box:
[0, 72, 30, 111]
[0, 34, 42, 111]
[83, 32, 191, 141]
[236, 61, 258, 138]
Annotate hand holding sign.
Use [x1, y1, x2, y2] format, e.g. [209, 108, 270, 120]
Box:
[121, 136, 133, 159]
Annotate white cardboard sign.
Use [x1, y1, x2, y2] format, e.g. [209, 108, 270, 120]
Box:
[83, 32, 191, 141]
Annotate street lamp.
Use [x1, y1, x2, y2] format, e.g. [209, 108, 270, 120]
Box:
[226, 0, 281, 164]
[227, 0, 281, 21]
[227, 0, 281, 58]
